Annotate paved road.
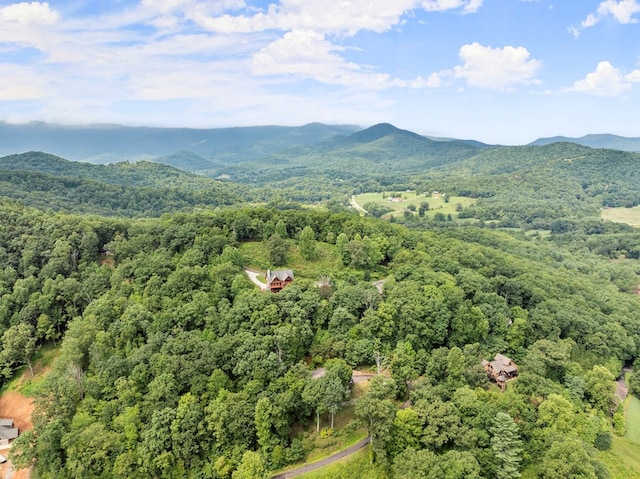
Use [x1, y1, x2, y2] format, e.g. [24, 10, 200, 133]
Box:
[272, 437, 370, 479]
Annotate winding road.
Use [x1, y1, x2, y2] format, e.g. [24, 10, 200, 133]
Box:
[272, 437, 370, 479]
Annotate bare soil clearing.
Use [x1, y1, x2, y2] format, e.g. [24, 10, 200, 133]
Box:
[0, 362, 44, 479]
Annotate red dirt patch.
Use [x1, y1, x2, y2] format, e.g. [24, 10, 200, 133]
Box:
[0, 389, 35, 479]
[0, 392, 33, 432]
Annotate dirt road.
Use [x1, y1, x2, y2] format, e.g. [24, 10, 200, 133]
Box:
[244, 268, 267, 290]
[349, 196, 367, 214]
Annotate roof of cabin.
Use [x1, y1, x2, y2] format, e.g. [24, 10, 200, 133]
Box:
[266, 269, 294, 284]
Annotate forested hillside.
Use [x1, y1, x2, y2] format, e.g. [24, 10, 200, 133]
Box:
[2, 202, 639, 478]
[193, 125, 640, 230]
[0, 152, 241, 216]
[7, 125, 640, 229]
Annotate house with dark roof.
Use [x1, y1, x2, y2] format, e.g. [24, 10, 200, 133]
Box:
[482, 353, 518, 390]
[266, 269, 294, 292]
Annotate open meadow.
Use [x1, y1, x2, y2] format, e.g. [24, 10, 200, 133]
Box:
[601, 206, 640, 227]
[353, 191, 476, 220]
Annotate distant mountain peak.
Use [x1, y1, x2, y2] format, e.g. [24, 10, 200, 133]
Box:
[348, 123, 426, 143]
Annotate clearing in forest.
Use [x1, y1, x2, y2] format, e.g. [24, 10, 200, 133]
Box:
[601, 206, 640, 227]
[353, 191, 476, 220]
[0, 346, 57, 479]
[0, 389, 34, 479]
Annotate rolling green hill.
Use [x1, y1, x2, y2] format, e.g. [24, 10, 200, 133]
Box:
[4, 124, 640, 231]
[0, 151, 242, 216]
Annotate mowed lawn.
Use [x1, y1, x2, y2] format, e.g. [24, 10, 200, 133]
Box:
[624, 395, 640, 445]
[353, 191, 476, 220]
[597, 393, 640, 478]
[602, 206, 640, 227]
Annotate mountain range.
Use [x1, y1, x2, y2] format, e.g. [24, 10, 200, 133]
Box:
[0, 121, 361, 165]
[529, 133, 640, 152]
[3, 121, 640, 169]
[3, 121, 640, 225]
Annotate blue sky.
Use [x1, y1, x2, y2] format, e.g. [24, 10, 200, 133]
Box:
[1, 0, 639, 144]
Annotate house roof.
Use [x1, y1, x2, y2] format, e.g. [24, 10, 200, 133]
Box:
[0, 428, 18, 440]
[0, 419, 13, 428]
[494, 353, 512, 366]
[266, 269, 294, 284]
[485, 353, 518, 375]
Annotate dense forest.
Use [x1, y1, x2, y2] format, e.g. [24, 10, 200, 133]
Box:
[0, 152, 242, 216]
[1, 198, 639, 478]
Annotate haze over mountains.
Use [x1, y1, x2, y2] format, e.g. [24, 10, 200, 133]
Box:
[0, 122, 361, 165]
[529, 134, 640, 152]
[3, 122, 640, 170]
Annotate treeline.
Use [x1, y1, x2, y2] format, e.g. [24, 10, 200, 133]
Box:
[2, 205, 639, 478]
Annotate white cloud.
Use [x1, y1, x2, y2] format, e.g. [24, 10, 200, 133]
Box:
[252, 30, 396, 89]
[197, 0, 418, 36]
[0, 2, 59, 25]
[581, 0, 640, 28]
[0, 63, 48, 100]
[453, 43, 541, 89]
[0, 0, 490, 127]
[186, 0, 485, 36]
[571, 61, 640, 95]
[627, 69, 640, 83]
[410, 71, 452, 88]
[422, 0, 483, 14]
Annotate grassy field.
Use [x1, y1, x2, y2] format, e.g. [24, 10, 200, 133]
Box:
[597, 383, 640, 479]
[1, 343, 58, 396]
[599, 435, 640, 478]
[601, 206, 640, 227]
[624, 395, 640, 444]
[239, 238, 387, 283]
[239, 241, 345, 280]
[353, 191, 476, 220]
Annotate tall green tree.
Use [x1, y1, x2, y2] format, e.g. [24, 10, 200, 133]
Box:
[540, 437, 599, 479]
[584, 365, 615, 414]
[355, 376, 396, 464]
[0, 323, 37, 378]
[490, 412, 523, 479]
[232, 451, 269, 479]
[267, 234, 288, 266]
[298, 226, 316, 260]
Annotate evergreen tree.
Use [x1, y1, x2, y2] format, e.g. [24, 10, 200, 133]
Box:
[490, 412, 523, 479]
[267, 234, 288, 266]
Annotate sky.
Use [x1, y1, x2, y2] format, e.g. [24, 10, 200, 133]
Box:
[1, 0, 639, 144]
